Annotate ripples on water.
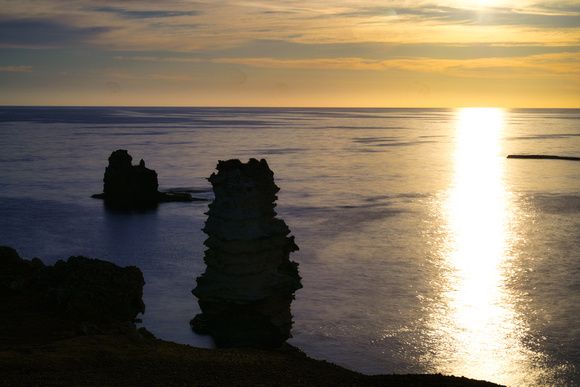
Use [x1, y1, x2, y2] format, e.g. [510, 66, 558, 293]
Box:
[0, 107, 579, 386]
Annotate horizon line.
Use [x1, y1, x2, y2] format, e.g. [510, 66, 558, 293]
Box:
[1, 105, 579, 110]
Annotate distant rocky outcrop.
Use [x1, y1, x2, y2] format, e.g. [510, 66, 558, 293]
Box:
[191, 158, 302, 349]
[507, 154, 580, 161]
[0, 246, 145, 337]
[92, 149, 206, 209]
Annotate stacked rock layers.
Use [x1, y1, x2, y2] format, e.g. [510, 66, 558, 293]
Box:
[192, 158, 302, 348]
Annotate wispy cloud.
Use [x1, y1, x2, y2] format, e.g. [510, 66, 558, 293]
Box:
[99, 70, 197, 82]
[212, 57, 385, 70]
[149, 74, 197, 81]
[88, 7, 200, 19]
[114, 56, 202, 63]
[0, 65, 33, 72]
[1, 1, 578, 50]
[213, 52, 580, 79]
[106, 72, 135, 79]
[360, 4, 580, 28]
[386, 52, 580, 79]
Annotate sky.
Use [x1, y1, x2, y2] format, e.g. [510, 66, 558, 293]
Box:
[0, 0, 579, 107]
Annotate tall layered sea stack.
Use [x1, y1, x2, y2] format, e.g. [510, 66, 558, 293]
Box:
[191, 158, 302, 349]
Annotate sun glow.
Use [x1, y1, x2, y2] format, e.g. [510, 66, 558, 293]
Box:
[462, 0, 499, 9]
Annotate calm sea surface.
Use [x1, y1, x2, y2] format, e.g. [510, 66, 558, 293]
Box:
[1, 107, 579, 386]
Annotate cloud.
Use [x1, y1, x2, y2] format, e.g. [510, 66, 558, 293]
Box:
[532, 2, 580, 15]
[88, 7, 200, 19]
[212, 52, 580, 79]
[1, 0, 577, 51]
[332, 4, 580, 29]
[0, 65, 32, 72]
[0, 18, 115, 48]
[149, 74, 197, 81]
[114, 56, 202, 63]
[102, 70, 198, 82]
[212, 57, 385, 70]
[106, 73, 135, 79]
[205, 1, 344, 15]
[384, 52, 580, 79]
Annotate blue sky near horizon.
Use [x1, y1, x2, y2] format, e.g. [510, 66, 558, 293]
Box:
[0, 0, 578, 107]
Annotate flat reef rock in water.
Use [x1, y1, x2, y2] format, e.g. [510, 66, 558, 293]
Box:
[507, 154, 580, 161]
[92, 149, 206, 209]
[191, 158, 302, 349]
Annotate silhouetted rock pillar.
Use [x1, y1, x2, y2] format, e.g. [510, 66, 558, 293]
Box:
[191, 158, 302, 348]
[102, 149, 160, 208]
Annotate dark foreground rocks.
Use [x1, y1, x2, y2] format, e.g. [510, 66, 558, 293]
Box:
[0, 246, 145, 340]
[91, 149, 206, 209]
[0, 247, 503, 386]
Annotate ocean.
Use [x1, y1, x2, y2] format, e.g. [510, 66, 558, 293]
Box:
[1, 106, 579, 386]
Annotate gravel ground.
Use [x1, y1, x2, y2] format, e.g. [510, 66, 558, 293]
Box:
[0, 334, 503, 386]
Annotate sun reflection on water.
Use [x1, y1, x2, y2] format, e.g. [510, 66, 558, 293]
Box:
[430, 108, 532, 384]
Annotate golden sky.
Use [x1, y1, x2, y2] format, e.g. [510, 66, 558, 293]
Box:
[0, 0, 578, 107]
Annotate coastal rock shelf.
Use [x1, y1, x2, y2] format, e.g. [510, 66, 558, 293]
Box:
[92, 149, 206, 209]
[0, 246, 145, 338]
[507, 154, 580, 161]
[191, 158, 302, 348]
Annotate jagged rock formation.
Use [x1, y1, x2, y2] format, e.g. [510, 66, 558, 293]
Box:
[0, 246, 145, 337]
[100, 149, 159, 208]
[92, 149, 204, 209]
[191, 158, 302, 349]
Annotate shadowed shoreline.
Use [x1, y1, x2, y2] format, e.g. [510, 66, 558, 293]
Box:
[0, 246, 503, 386]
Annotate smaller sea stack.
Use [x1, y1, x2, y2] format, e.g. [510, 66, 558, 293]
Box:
[191, 158, 302, 349]
[102, 149, 159, 208]
[92, 149, 200, 209]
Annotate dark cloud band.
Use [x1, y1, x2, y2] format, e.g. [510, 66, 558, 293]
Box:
[89, 7, 200, 19]
[0, 18, 114, 47]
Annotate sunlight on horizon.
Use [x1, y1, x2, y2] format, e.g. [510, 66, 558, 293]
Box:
[428, 108, 538, 385]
